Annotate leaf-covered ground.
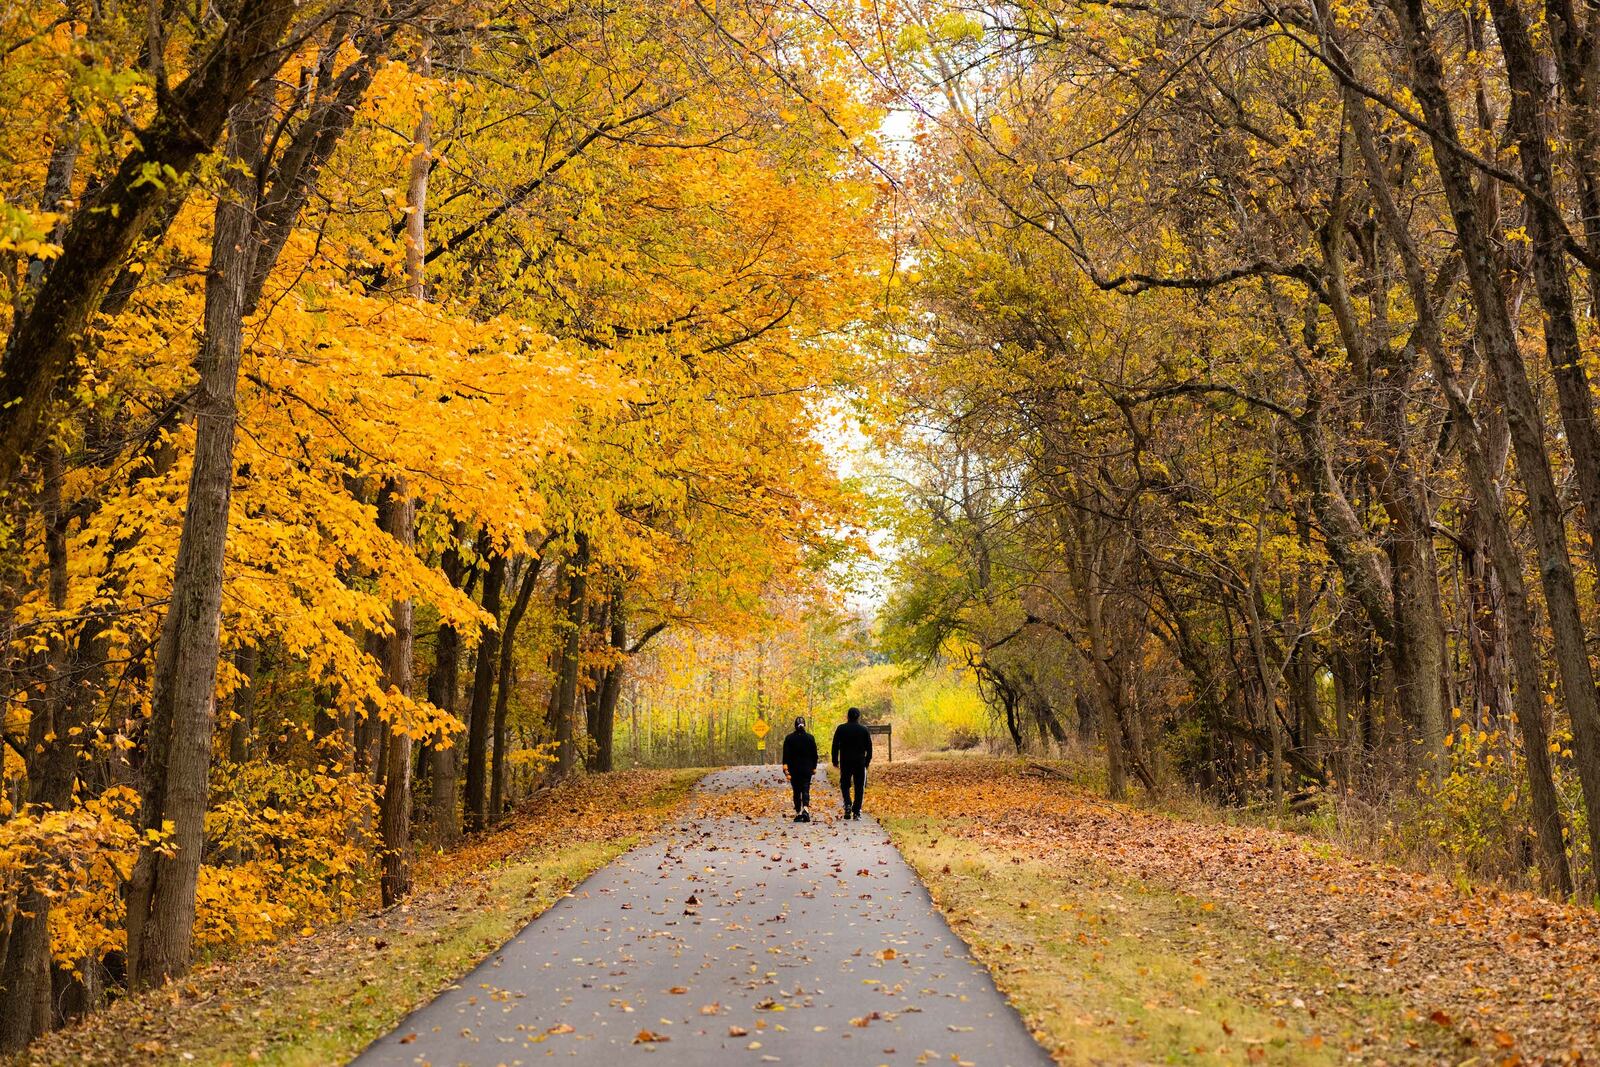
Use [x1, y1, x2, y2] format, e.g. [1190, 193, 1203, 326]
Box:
[873, 758, 1600, 1066]
[11, 769, 704, 1067]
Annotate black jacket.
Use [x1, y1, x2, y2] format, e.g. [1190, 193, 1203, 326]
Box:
[831, 721, 873, 768]
[782, 728, 819, 776]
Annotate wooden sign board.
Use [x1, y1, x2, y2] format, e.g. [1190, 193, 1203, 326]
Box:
[866, 723, 892, 762]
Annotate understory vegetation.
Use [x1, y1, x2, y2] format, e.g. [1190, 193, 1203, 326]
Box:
[845, 663, 995, 754]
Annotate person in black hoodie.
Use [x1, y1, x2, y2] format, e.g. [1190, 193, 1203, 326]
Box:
[781, 717, 819, 822]
[831, 707, 873, 820]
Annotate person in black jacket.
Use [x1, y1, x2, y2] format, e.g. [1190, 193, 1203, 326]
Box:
[781, 717, 819, 822]
[831, 707, 873, 820]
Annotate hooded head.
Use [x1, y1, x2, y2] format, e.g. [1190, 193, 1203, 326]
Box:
[794, 716, 806, 731]
[847, 706, 861, 722]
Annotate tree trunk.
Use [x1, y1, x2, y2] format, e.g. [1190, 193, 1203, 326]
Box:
[122, 30, 390, 981]
[1487, 0, 1600, 594]
[1082, 555, 1147, 794]
[1463, 506, 1513, 728]
[1391, 537, 1450, 780]
[228, 645, 259, 764]
[554, 535, 590, 777]
[584, 596, 612, 771]
[1333, 653, 1352, 792]
[378, 480, 416, 907]
[492, 555, 541, 817]
[1342, 38, 1578, 891]
[427, 532, 468, 843]
[377, 43, 429, 897]
[125, 102, 267, 989]
[593, 589, 628, 773]
[1096, 692, 1127, 801]
[0, 446, 73, 1049]
[1479, 0, 1600, 876]
[464, 547, 505, 831]
[1074, 691, 1096, 744]
[1244, 564, 1286, 813]
[354, 628, 385, 779]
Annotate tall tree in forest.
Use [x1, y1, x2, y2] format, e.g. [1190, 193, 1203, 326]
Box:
[464, 546, 506, 830]
[378, 36, 434, 905]
[553, 536, 589, 778]
[125, 16, 394, 987]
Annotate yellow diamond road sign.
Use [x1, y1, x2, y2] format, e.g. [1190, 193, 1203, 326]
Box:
[752, 719, 770, 739]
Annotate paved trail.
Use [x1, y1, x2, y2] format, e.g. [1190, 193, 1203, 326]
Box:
[355, 766, 1051, 1066]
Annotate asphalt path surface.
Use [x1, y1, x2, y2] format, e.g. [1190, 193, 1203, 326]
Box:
[354, 765, 1051, 1066]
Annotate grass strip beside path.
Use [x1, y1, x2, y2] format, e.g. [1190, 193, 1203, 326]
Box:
[889, 822, 1439, 1065]
[874, 758, 1600, 1066]
[15, 769, 704, 1067]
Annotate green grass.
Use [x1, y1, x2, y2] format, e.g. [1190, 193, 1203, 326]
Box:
[884, 815, 1451, 1065]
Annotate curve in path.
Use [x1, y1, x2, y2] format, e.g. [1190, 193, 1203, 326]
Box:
[354, 765, 1051, 1066]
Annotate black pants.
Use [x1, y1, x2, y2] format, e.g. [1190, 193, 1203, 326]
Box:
[790, 773, 812, 813]
[839, 763, 866, 814]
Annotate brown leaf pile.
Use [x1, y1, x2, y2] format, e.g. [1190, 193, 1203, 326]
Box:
[875, 759, 1600, 1065]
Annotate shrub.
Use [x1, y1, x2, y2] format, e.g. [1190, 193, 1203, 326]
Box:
[946, 726, 981, 750]
[204, 759, 379, 944]
[1397, 720, 1528, 886]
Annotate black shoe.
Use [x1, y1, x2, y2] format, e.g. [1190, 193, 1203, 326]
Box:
[800, 810, 811, 823]
[852, 809, 862, 820]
